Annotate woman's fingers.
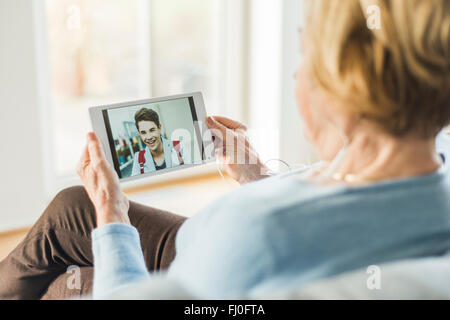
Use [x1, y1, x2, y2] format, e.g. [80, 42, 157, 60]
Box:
[87, 132, 107, 167]
[207, 116, 251, 161]
[206, 115, 266, 184]
[206, 116, 227, 133]
[76, 144, 90, 176]
[77, 132, 113, 184]
[206, 117, 228, 149]
[210, 116, 247, 131]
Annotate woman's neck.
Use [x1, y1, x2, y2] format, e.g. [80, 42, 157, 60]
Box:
[328, 131, 442, 183]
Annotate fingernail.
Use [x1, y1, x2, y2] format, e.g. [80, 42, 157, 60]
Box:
[206, 117, 213, 124]
[87, 132, 96, 141]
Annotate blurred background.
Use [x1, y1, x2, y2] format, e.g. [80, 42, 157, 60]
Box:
[0, 0, 316, 232]
[46, 0, 215, 177]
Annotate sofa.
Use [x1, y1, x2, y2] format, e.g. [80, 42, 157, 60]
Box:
[51, 253, 449, 300]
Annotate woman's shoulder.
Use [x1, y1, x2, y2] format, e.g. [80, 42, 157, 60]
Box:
[184, 172, 338, 229]
[183, 165, 450, 231]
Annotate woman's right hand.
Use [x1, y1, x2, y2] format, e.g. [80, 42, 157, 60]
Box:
[206, 116, 270, 184]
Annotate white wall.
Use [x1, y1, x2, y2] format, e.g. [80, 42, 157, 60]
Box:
[279, 0, 317, 166]
[0, 0, 48, 231]
[248, 0, 317, 170]
[248, 0, 282, 164]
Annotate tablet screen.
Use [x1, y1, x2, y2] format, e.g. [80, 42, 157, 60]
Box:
[102, 96, 205, 179]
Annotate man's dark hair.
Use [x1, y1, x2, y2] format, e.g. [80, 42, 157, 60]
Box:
[134, 108, 161, 131]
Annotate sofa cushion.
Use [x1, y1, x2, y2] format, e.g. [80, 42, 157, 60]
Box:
[46, 255, 450, 299]
[96, 255, 450, 300]
[261, 255, 450, 300]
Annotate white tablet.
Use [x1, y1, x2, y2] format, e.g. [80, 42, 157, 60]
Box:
[89, 92, 215, 182]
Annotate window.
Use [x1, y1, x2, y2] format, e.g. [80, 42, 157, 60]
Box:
[44, 0, 244, 183]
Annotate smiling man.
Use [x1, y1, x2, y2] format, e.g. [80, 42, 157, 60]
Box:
[131, 108, 185, 176]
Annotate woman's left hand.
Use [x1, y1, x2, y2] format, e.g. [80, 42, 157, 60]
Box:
[76, 132, 130, 227]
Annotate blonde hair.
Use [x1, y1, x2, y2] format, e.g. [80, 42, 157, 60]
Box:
[304, 0, 450, 138]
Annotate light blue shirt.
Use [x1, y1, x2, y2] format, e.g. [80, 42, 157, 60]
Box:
[92, 161, 450, 299]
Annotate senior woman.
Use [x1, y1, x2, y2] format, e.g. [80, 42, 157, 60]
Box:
[1, 0, 449, 299]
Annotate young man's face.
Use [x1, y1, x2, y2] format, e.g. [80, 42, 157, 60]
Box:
[138, 120, 162, 152]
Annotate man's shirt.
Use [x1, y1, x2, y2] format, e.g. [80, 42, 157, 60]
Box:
[131, 136, 186, 175]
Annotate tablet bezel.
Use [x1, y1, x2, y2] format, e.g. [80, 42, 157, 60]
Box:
[89, 92, 216, 183]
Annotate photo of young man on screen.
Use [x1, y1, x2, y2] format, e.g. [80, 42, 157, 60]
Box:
[131, 108, 185, 176]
